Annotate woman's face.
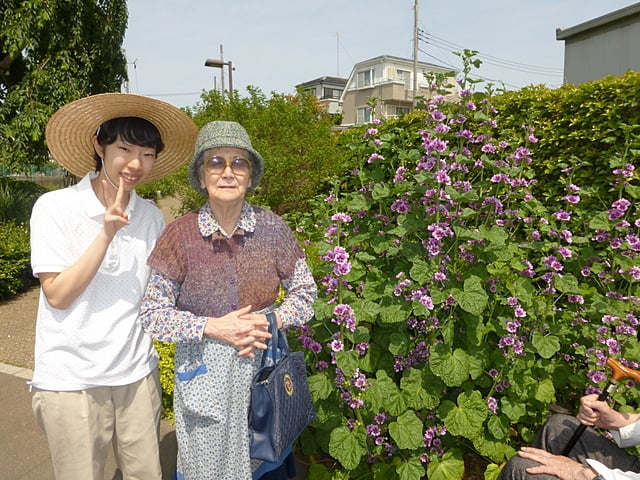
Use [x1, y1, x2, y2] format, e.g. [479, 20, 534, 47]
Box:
[93, 135, 157, 191]
[200, 146, 253, 205]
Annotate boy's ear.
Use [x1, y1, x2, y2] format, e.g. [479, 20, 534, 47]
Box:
[92, 135, 105, 159]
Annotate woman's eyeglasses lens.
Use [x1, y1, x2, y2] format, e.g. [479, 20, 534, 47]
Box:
[205, 156, 251, 175]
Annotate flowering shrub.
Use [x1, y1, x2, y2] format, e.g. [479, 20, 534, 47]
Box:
[290, 72, 640, 479]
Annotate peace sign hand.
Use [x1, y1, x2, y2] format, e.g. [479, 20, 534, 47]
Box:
[102, 177, 130, 238]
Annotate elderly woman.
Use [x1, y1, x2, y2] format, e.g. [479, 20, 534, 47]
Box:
[139, 121, 317, 480]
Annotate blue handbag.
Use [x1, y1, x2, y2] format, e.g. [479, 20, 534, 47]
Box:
[249, 312, 316, 463]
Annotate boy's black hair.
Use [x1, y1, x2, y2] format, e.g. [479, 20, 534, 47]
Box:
[93, 117, 165, 172]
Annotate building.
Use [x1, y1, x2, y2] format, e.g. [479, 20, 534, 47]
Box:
[556, 3, 640, 85]
[295, 76, 347, 115]
[339, 54, 455, 126]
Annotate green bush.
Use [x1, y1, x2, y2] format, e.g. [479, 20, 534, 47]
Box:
[284, 68, 640, 478]
[493, 71, 640, 209]
[155, 341, 176, 419]
[0, 221, 35, 299]
[0, 177, 47, 223]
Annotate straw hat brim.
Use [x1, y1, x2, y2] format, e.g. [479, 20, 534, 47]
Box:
[45, 93, 198, 183]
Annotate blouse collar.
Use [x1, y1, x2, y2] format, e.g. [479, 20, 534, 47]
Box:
[198, 201, 256, 238]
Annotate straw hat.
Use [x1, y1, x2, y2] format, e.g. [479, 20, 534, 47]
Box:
[188, 121, 265, 195]
[45, 92, 198, 183]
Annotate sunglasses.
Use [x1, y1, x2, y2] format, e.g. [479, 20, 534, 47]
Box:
[204, 156, 252, 176]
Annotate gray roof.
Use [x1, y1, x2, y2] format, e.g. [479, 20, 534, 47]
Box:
[557, 2, 640, 40]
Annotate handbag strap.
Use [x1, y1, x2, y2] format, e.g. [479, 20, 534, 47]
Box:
[260, 311, 290, 368]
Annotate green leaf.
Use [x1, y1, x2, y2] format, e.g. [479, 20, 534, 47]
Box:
[352, 298, 381, 321]
[344, 325, 371, 345]
[329, 426, 367, 470]
[532, 332, 561, 359]
[481, 225, 508, 246]
[389, 410, 424, 450]
[589, 212, 611, 231]
[396, 456, 426, 480]
[455, 275, 488, 316]
[487, 414, 510, 440]
[484, 463, 504, 480]
[426, 449, 465, 480]
[409, 258, 432, 283]
[371, 183, 391, 200]
[430, 346, 470, 387]
[400, 367, 443, 410]
[473, 433, 514, 463]
[346, 194, 369, 211]
[379, 303, 409, 323]
[389, 332, 411, 355]
[624, 184, 640, 199]
[308, 463, 332, 480]
[501, 397, 527, 422]
[308, 373, 335, 401]
[365, 370, 407, 416]
[554, 273, 579, 294]
[335, 350, 360, 378]
[438, 390, 487, 438]
[534, 377, 556, 403]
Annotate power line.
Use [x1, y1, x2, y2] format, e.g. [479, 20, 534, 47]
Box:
[417, 29, 563, 77]
[418, 46, 523, 89]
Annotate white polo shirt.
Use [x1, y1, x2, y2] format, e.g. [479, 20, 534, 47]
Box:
[30, 173, 164, 391]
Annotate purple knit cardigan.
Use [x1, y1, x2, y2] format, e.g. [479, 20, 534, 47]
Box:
[147, 206, 303, 318]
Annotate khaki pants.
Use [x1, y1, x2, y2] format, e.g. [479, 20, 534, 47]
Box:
[32, 369, 162, 480]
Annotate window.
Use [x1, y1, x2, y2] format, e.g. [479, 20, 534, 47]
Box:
[397, 69, 410, 81]
[396, 106, 410, 116]
[357, 69, 374, 87]
[322, 87, 343, 99]
[357, 107, 372, 124]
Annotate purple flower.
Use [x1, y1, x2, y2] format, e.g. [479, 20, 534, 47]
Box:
[366, 424, 381, 437]
[368, 153, 384, 164]
[558, 247, 572, 259]
[394, 167, 407, 183]
[612, 199, 631, 211]
[481, 143, 496, 153]
[391, 199, 411, 213]
[374, 413, 388, 424]
[431, 110, 446, 122]
[331, 212, 353, 223]
[562, 195, 581, 204]
[488, 397, 498, 414]
[553, 210, 571, 222]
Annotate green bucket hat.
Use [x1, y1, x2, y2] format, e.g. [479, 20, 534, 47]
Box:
[188, 121, 264, 194]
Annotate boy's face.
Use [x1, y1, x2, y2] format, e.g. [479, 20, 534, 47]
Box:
[94, 135, 157, 190]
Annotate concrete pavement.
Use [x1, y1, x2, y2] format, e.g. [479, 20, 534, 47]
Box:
[0, 362, 177, 480]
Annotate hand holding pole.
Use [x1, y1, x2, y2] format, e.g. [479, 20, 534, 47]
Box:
[561, 357, 640, 456]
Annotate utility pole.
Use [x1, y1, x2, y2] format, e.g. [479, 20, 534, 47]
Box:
[336, 32, 340, 76]
[219, 44, 225, 94]
[412, 0, 419, 109]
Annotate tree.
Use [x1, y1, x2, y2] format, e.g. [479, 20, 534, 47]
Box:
[177, 87, 350, 216]
[0, 0, 128, 172]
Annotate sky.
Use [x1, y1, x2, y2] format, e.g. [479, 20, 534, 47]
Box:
[122, 0, 639, 109]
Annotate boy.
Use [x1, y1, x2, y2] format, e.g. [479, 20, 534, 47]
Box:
[30, 93, 197, 479]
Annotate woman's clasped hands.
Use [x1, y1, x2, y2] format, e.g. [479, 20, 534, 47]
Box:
[203, 305, 272, 357]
